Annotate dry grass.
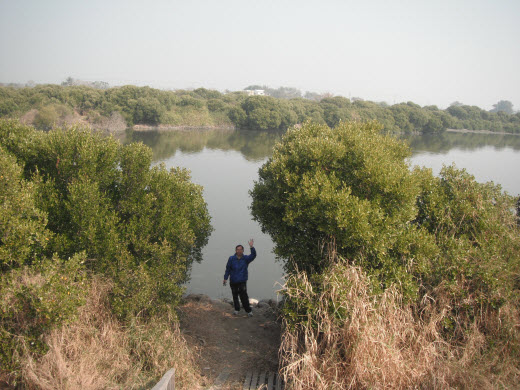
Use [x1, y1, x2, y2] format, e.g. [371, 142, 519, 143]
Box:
[21, 277, 203, 390]
[280, 261, 520, 389]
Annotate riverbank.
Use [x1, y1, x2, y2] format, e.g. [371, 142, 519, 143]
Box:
[132, 124, 235, 132]
[135, 125, 520, 135]
[446, 128, 520, 136]
[179, 294, 281, 389]
[5, 84, 520, 136]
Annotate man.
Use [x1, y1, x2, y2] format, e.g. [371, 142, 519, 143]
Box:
[223, 238, 256, 317]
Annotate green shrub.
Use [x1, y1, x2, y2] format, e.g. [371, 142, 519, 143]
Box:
[33, 104, 73, 130]
[251, 121, 428, 297]
[0, 119, 212, 318]
[0, 118, 213, 383]
[252, 120, 520, 347]
[258, 121, 520, 387]
[0, 99, 18, 117]
[415, 165, 520, 335]
[0, 147, 49, 271]
[251, 121, 520, 309]
[0, 253, 88, 375]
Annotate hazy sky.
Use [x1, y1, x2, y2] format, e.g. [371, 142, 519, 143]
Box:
[1, 0, 519, 109]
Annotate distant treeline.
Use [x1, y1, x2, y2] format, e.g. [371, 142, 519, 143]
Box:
[1, 83, 519, 133]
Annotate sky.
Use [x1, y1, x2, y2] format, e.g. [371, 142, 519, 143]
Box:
[1, 0, 519, 110]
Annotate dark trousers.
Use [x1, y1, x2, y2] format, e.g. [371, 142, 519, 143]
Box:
[230, 282, 251, 313]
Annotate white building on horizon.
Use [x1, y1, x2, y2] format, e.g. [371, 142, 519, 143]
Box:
[245, 89, 265, 96]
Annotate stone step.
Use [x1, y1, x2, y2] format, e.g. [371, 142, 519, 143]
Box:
[243, 371, 283, 390]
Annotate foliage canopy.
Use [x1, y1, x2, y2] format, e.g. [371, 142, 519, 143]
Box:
[251, 121, 520, 308]
[0, 119, 212, 374]
[0, 119, 212, 316]
[257, 121, 520, 388]
[1, 84, 519, 133]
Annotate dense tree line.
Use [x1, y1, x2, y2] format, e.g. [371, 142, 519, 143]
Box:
[0, 84, 519, 133]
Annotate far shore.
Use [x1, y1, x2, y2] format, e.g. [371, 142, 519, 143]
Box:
[132, 124, 235, 132]
[131, 125, 520, 135]
[446, 128, 520, 136]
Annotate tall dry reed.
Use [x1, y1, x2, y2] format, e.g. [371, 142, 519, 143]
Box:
[21, 277, 203, 390]
[280, 261, 520, 389]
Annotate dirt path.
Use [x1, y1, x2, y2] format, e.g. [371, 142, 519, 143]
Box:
[178, 294, 281, 389]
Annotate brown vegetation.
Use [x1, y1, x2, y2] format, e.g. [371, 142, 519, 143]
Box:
[280, 260, 520, 389]
[178, 295, 281, 388]
[21, 278, 203, 390]
[20, 108, 127, 133]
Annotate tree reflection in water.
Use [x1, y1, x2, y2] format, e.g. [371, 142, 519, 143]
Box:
[401, 131, 520, 154]
[124, 128, 284, 162]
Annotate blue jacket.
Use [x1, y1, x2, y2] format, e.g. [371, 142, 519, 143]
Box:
[224, 247, 257, 283]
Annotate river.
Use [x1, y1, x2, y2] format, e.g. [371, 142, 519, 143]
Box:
[125, 129, 520, 300]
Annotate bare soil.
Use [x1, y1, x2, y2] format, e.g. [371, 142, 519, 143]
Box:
[177, 295, 281, 389]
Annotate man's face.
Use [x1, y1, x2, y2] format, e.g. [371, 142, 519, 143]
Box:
[236, 246, 244, 257]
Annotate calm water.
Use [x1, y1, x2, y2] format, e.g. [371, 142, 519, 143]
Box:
[126, 129, 520, 299]
[406, 132, 520, 196]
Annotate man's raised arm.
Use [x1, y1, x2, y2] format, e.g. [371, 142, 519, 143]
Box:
[246, 238, 256, 263]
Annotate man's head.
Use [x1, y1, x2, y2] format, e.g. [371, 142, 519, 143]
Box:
[235, 244, 244, 257]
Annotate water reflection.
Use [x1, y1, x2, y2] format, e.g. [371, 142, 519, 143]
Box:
[124, 128, 284, 162]
[133, 129, 285, 299]
[401, 131, 520, 154]
[403, 132, 520, 196]
[130, 128, 519, 298]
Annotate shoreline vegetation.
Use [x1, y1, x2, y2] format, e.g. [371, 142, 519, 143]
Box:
[251, 122, 520, 389]
[1, 82, 519, 134]
[0, 119, 212, 388]
[132, 123, 235, 131]
[1, 117, 520, 388]
[446, 127, 520, 136]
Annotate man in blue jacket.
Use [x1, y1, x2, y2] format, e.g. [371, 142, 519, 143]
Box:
[223, 238, 256, 317]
